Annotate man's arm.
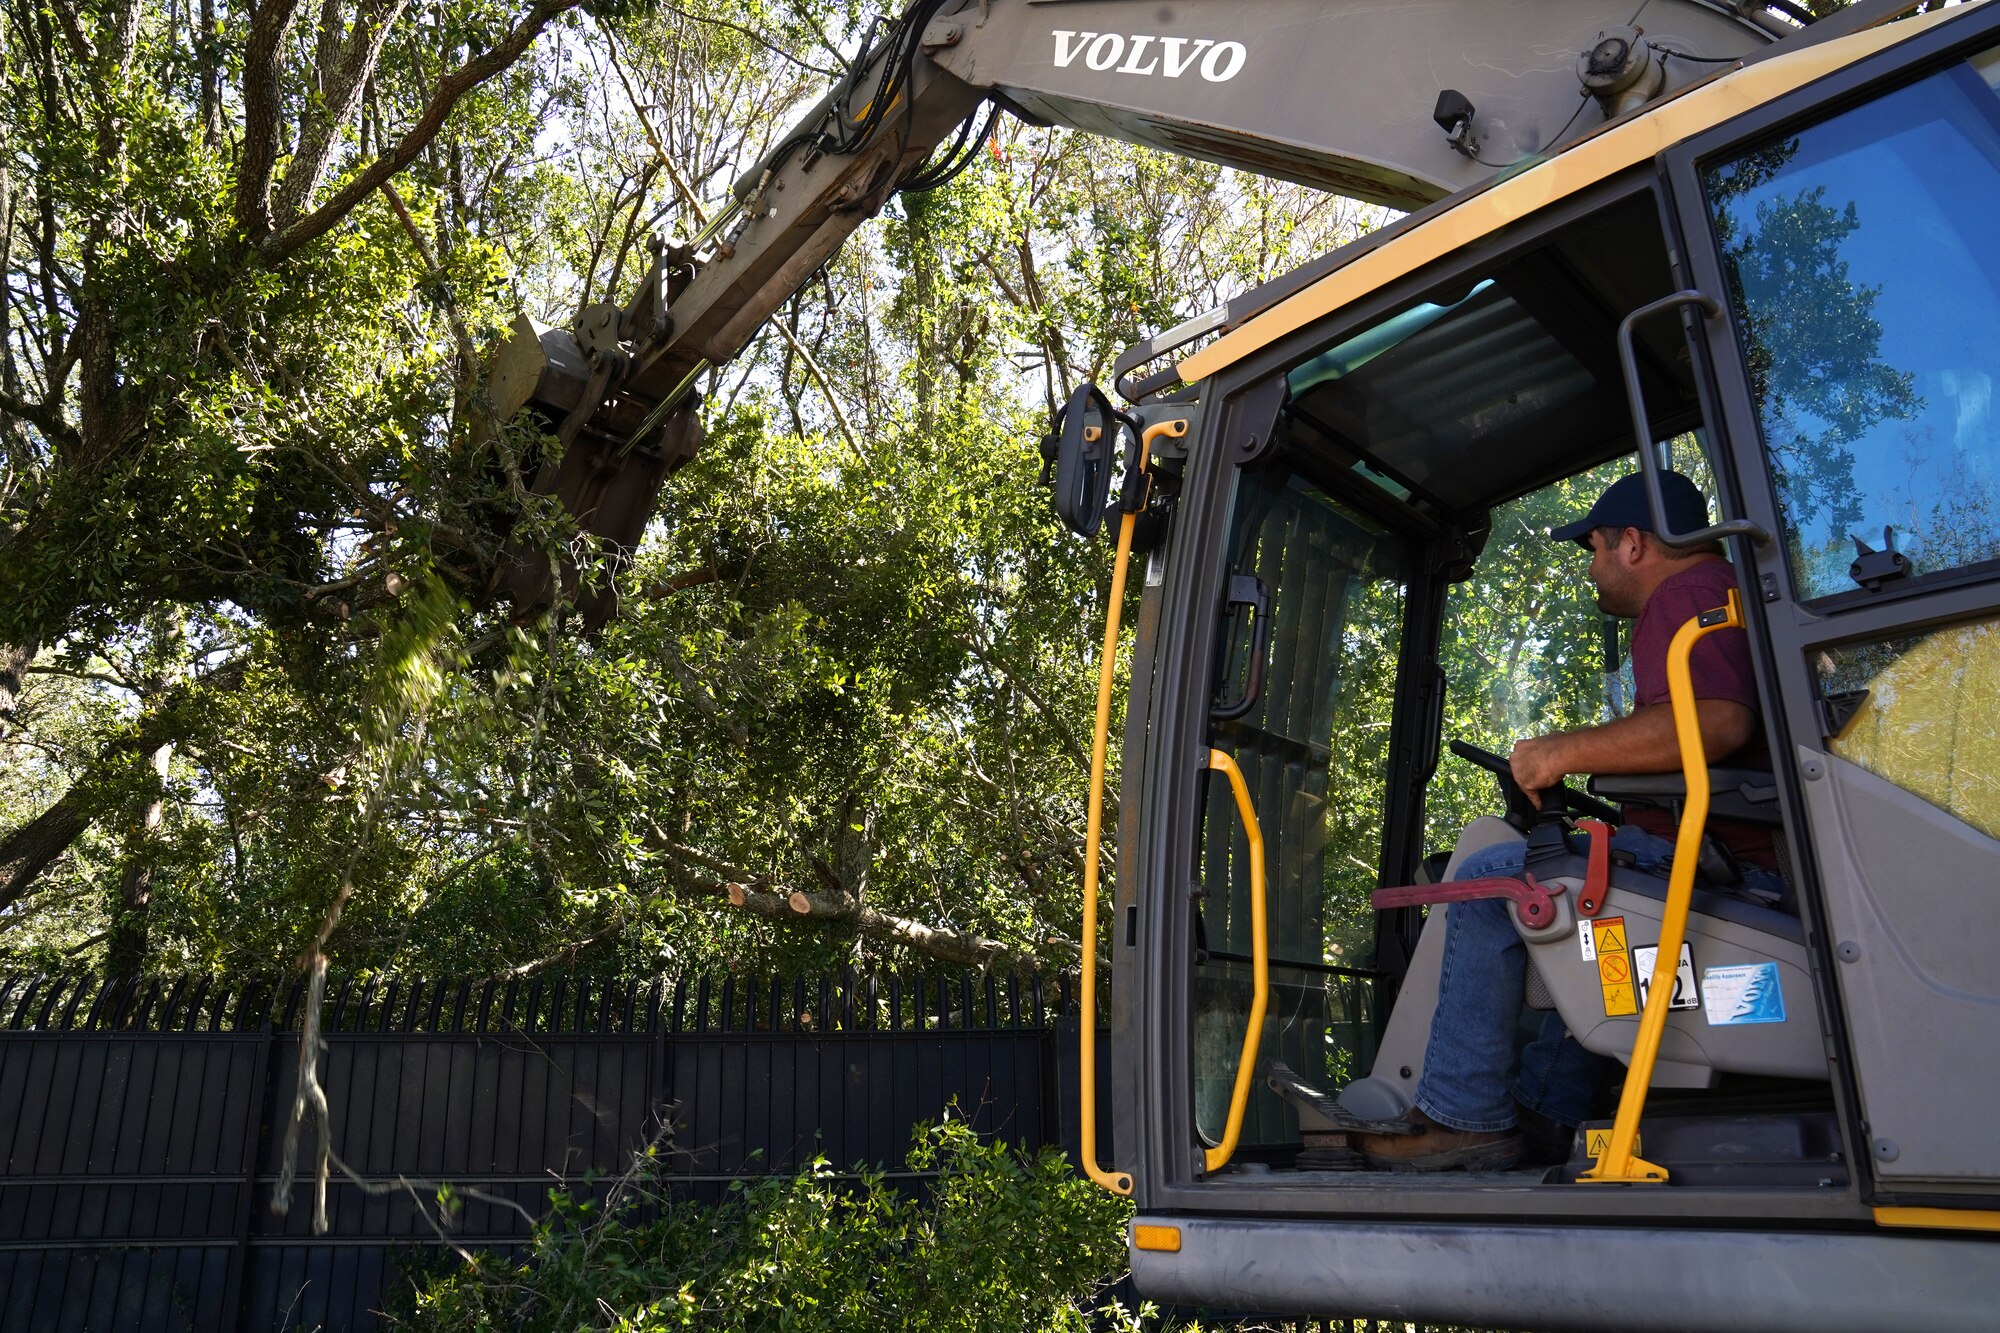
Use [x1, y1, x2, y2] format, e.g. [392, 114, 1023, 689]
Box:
[1508, 700, 1756, 808]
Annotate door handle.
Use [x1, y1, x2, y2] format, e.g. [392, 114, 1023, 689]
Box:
[1211, 574, 1271, 721]
[1201, 747, 1268, 1174]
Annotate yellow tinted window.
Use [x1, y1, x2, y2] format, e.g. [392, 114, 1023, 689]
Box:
[1826, 617, 2000, 839]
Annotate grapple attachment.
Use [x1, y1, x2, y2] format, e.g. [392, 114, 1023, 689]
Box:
[482, 311, 703, 630]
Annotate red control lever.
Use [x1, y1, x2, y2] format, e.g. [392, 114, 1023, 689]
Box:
[1371, 875, 1561, 930]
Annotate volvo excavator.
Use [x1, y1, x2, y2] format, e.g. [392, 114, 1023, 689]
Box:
[489, 1, 2000, 1327]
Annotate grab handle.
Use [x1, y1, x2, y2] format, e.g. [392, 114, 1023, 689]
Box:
[1615, 291, 1769, 548]
[1078, 415, 1188, 1197]
[1201, 747, 1268, 1174]
[1581, 588, 1743, 1184]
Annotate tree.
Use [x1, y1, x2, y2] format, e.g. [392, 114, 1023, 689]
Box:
[0, 0, 1384, 980]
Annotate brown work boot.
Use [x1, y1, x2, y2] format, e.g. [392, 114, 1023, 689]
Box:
[1354, 1107, 1522, 1172]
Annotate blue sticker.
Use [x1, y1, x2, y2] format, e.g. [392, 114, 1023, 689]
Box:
[1701, 963, 1786, 1026]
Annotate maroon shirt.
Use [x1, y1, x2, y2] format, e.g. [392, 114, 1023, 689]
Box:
[1618, 558, 1778, 870]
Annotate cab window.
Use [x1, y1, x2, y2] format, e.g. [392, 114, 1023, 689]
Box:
[1704, 42, 2000, 601]
[1821, 614, 2000, 839]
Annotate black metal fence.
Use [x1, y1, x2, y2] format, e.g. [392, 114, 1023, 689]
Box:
[0, 971, 1094, 1332]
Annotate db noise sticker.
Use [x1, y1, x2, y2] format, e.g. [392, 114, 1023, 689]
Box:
[1702, 962, 1786, 1025]
[1634, 943, 1699, 1012]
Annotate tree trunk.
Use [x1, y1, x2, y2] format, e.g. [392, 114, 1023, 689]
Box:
[0, 656, 240, 908]
[107, 741, 172, 975]
[198, 0, 221, 147]
[0, 640, 31, 723]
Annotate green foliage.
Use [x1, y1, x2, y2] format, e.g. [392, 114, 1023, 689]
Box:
[0, 0, 1373, 986]
[406, 1117, 1134, 1332]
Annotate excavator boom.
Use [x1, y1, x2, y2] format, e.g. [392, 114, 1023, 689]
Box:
[483, 0, 1777, 623]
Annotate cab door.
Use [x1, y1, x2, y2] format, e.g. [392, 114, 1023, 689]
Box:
[1667, 3, 2000, 1201]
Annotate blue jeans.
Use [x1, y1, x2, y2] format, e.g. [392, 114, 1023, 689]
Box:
[1415, 825, 1788, 1133]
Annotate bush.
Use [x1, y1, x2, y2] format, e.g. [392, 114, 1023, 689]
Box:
[407, 1117, 1135, 1332]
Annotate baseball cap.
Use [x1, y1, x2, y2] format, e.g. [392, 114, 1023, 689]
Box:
[1549, 470, 1712, 547]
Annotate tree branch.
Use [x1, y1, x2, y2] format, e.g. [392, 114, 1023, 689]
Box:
[0, 655, 246, 906]
[641, 823, 1044, 973]
[0, 388, 80, 451]
[267, 0, 585, 259]
[273, 0, 412, 225]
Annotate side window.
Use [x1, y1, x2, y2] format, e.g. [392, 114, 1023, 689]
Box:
[1820, 614, 2000, 839]
[1704, 43, 2000, 601]
[1427, 461, 1629, 845]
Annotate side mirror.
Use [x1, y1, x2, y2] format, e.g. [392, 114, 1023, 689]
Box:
[1044, 381, 1125, 538]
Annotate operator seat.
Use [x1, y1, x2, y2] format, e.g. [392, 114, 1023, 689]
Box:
[1338, 776, 1828, 1126]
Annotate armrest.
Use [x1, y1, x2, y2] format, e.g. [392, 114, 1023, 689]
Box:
[1588, 768, 1782, 826]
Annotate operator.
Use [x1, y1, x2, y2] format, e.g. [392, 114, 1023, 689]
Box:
[1355, 470, 1789, 1172]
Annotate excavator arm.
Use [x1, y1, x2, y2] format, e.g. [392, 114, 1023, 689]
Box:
[485, 0, 1781, 624]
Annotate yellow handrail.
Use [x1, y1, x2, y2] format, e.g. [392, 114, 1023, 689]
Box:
[1079, 417, 1186, 1197]
[1580, 587, 1743, 1184]
[1202, 747, 1268, 1174]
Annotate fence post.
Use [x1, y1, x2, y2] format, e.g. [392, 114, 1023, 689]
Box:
[222, 1009, 281, 1332]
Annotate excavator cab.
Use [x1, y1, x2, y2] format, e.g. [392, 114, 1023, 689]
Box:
[1082, 6, 2000, 1326]
[489, 0, 2000, 1321]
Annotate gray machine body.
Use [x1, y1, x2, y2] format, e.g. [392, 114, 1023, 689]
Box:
[1131, 1216, 2000, 1333]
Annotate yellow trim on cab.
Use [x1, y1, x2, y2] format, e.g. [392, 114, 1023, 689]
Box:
[1874, 1207, 2000, 1233]
[1177, 7, 1965, 386]
[1079, 417, 1190, 1197]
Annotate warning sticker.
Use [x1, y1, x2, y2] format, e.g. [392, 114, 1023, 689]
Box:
[1635, 943, 1700, 1012]
[1702, 962, 1787, 1025]
[1593, 917, 1636, 1016]
[1585, 1127, 1641, 1159]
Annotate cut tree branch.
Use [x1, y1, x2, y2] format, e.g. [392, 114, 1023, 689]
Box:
[641, 823, 1044, 973]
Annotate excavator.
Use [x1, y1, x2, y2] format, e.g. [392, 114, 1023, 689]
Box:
[489, 0, 2000, 1327]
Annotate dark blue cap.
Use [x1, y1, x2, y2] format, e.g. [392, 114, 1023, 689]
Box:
[1549, 470, 1712, 547]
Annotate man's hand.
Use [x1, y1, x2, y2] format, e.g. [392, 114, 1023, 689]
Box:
[1508, 734, 1573, 809]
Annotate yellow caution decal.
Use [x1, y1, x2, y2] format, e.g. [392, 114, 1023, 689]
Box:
[1594, 916, 1637, 1017]
[1585, 1127, 1641, 1160]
